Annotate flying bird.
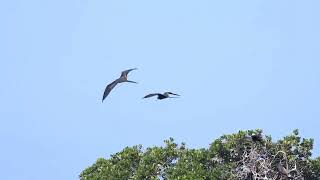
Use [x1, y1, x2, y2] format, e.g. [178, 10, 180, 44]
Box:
[143, 92, 180, 100]
[102, 68, 137, 102]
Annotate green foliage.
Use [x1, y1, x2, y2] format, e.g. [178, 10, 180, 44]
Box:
[80, 130, 319, 180]
[80, 145, 143, 180]
[275, 129, 314, 177]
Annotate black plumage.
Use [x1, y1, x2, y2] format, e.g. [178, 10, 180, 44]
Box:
[102, 68, 137, 102]
[143, 92, 180, 100]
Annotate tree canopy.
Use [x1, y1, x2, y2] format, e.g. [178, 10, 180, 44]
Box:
[80, 129, 319, 180]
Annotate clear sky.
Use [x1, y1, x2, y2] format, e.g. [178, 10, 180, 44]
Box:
[1, 0, 319, 179]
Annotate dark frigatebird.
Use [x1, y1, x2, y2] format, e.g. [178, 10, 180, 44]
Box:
[143, 92, 180, 100]
[251, 132, 263, 142]
[102, 68, 137, 102]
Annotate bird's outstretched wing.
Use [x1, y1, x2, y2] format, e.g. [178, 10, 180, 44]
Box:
[121, 68, 137, 78]
[102, 79, 119, 102]
[167, 92, 180, 96]
[143, 93, 161, 99]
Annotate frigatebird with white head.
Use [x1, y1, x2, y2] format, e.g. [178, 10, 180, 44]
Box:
[102, 68, 137, 102]
[143, 92, 180, 100]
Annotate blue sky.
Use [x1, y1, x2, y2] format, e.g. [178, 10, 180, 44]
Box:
[1, 0, 319, 179]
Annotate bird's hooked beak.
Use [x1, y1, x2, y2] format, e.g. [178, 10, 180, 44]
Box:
[169, 92, 180, 96]
[126, 80, 138, 84]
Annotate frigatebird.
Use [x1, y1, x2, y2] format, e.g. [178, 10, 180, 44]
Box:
[143, 92, 180, 100]
[251, 132, 263, 142]
[102, 68, 137, 102]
